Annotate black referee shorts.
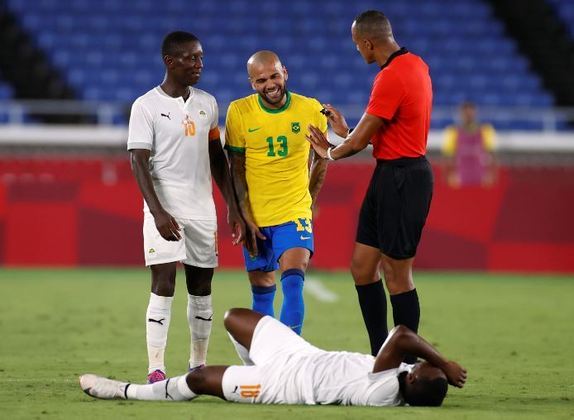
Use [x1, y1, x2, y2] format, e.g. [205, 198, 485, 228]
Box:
[356, 156, 433, 260]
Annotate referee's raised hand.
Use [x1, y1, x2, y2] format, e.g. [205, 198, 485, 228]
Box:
[322, 104, 350, 138]
[306, 125, 332, 159]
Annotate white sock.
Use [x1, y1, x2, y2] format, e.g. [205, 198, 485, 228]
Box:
[146, 293, 173, 373]
[187, 294, 213, 368]
[126, 374, 197, 401]
[227, 332, 253, 365]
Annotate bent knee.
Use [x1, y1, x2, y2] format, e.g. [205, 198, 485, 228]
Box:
[223, 308, 243, 329]
[283, 261, 308, 272]
[390, 324, 411, 335]
[186, 369, 208, 393]
[350, 262, 379, 284]
[279, 250, 310, 272]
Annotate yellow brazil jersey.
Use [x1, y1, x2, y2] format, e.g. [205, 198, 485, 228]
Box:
[224, 91, 327, 227]
[442, 124, 496, 156]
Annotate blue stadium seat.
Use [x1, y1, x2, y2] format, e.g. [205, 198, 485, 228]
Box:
[4, 0, 557, 128]
[0, 82, 13, 99]
[548, 0, 574, 38]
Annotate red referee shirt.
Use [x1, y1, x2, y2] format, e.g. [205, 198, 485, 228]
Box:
[365, 48, 433, 160]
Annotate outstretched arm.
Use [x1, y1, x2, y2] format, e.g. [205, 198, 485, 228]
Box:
[321, 104, 350, 138]
[373, 325, 467, 388]
[129, 149, 181, 241]
[209, 138, 245, 245]
[307, 111, 384, 160]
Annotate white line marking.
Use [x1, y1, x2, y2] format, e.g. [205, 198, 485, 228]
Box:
[305, 276, 339, 302]
[0, 378, 76, 383]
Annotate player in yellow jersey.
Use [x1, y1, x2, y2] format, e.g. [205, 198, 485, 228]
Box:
[224, 50, 328, 334]
[442, 102, 497, 187]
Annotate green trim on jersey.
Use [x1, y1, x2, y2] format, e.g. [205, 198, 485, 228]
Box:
[258, 91, 292, 114]
[225, 144, 246, 153]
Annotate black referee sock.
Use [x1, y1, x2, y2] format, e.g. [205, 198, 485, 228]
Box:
[355, 280, 388, 356]
[390, 288, 420, 364]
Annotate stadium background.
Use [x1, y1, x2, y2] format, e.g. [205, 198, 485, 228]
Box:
[1, 0, 573, 272]
[0, 0, 573, 418]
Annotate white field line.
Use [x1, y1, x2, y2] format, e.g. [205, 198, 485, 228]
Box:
[305, 276, 339, 303]
[0, 378, 76, 383]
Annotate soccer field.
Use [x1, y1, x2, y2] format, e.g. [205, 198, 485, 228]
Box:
[1, 269, 573, 419]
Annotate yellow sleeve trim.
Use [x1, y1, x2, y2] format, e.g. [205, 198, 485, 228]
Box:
[442, 126, 458, 156]
[481, 124, 496, 151]
[224, 144, 246, 153]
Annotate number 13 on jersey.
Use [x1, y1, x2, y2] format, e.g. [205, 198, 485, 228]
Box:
[266, 136, 288, 157]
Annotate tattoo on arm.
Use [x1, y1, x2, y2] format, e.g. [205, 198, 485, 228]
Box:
[309, 148, 328, 205]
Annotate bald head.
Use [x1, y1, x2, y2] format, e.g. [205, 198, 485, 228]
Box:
[247, 50, 283, 76]
[246, 50, 288, 108]
[352, 10, 394, 42]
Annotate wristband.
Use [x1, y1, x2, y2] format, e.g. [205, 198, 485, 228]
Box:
[326, 146, 335, 161]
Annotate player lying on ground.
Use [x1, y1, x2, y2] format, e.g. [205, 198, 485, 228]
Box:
[80, 308, 467, 407]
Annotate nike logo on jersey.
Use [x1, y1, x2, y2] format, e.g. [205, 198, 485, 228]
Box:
[195, 315, 213, 322]
[248, 127, 262, 132]
[148, 318, 165, 325]
[160, 112, 171, 120]
[300, 236, 311, 240]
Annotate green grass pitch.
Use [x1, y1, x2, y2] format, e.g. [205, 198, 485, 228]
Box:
[0, 269, 573, 419]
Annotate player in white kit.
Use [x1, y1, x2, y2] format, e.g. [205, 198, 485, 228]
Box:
[80, 308, 467, 407]
[128, 31, 244, 383]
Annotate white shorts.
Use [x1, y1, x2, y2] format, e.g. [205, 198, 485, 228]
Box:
[221, 316, 320, 405]
[143, 215, 218, 267]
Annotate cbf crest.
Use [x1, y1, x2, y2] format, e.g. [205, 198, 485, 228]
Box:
[291, 122, 300, 134]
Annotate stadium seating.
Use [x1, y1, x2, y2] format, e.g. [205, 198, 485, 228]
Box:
[548, 0, 574, 38]
[5, 0, 555, 128]
[0, 81, 12, 100]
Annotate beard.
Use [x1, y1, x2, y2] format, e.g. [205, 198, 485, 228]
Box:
[260, 83, 286, 106]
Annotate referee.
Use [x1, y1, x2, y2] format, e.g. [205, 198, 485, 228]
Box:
[307, 10, 433, 360]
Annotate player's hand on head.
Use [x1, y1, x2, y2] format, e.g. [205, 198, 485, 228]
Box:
[444, 361, 467, 388]
[322, 104, 349, 138]
[154, 210, 182, 241]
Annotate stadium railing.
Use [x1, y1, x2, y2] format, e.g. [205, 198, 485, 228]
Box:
[0, 100, 573, 152]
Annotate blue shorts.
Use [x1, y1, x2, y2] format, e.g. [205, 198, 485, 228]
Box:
[243, 218, 314, 272]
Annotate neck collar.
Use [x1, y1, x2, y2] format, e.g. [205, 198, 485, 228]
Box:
[380, 47, 408, 70]
[258, 91, 292, 114]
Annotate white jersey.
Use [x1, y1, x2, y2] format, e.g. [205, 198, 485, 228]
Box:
[305, 351, 412, 406]
[127, 86, 219, 220]
[222, 316, 413, 406]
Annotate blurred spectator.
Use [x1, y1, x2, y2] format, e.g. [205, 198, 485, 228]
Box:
[442, 102, 497, 187]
